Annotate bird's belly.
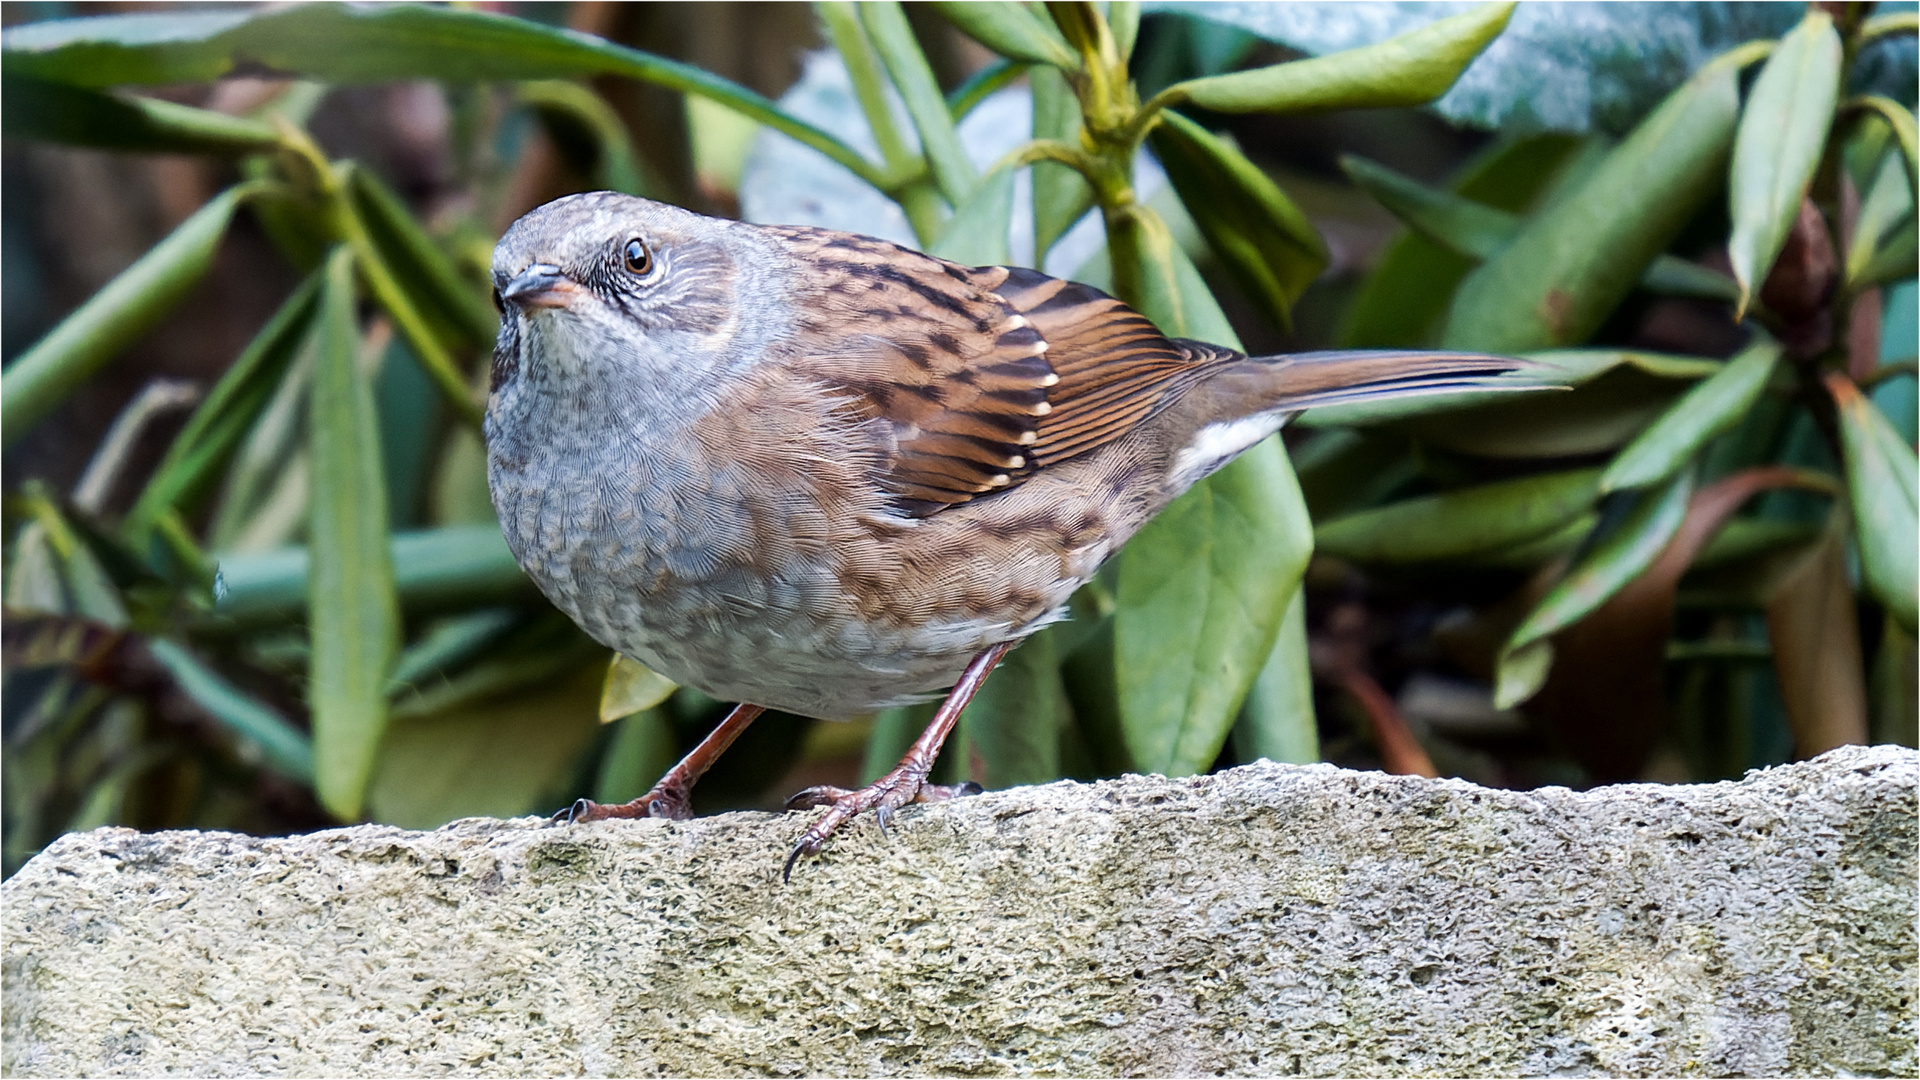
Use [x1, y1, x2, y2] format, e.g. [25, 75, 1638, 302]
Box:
[489, 456, 1059, 718]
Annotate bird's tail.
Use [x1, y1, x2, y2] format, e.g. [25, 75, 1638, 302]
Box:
[1251, 349, 1545, 413]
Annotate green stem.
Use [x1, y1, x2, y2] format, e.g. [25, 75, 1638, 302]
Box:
[326, 162, 483, 430]
[818, 1, 918, 173]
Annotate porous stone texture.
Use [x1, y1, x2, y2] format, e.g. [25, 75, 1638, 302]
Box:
[3, 746, 1914, 1077]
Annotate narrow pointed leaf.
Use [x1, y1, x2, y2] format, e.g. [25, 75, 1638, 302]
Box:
[945, 58, 1025, 120]
[1827, 372, 1919, 633]
[306, 247, 400, 820]
[1848, 96, 1918, 206]
[1339, 152, 1516, 260]
[213, 524, 533, 625]
[929, 2, 1076, 68]
[1168, 2, 1513, 114]
[1847, 150, 1916, 288]
[1316, 468, 1603, 564]
[1150, 110, 1329, 331]
[1496, 470, 1694, 707]
[1727, 11, 1843, 317]
[930, 165, 1015, 266]
[1, 73, 279, 153]
[3, 3, 883, 188]
[860, 1, 978, 207]
[1109, 1, 1140, 63]
[1442, 51, 1743, 351]
[347, 167, 496, 350]
[146, 639, 314, 782]
[517, 79, 651, 198]
[1343, 152, 1739, 301]
[1600, 338, 1781, 493]
[125, 272, 322, 547]
[2, 185, 249, 446]
[1764, 526, 1869, 758]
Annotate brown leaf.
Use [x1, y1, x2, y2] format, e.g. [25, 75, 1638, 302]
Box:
[1529, 467, 1827, 781]
[1766, 526, 1868, 757]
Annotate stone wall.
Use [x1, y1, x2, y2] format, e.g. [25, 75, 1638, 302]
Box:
[4, 745, 1914, 1076]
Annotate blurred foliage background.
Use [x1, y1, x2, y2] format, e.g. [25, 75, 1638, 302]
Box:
[2, 0, 1915, 879]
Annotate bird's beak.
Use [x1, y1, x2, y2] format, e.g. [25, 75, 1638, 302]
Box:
[500, 264, 581, 310]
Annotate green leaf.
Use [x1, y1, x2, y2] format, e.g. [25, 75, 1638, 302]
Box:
[4, 3, 884, 188]
[1441, 49, 1745, 352]
[961, 630, 1067, 788]
[1115, 437, 1312, 776]
[2, 184, 250, 447]
[346, 166, 496, 350]
[1495, 470, 1695, 707]
[0, 73, 280, 153]
[1828, 373, 1919, 634]
[929, 165, 1015, 266]
[1166, 2, 1513, 114]
[1337, 134, 1585, 348]
[1104, 197, 1313, 776]
[1848, 148, 1917, 289]
[1230, 587, 1317, 765]
[517, 79, 651, 198]
[145, 638, 314, 782]
[1341, 152, 1738, 302]
[1339, 153, 1516, 261]
[930, 2, 1076, 68]
[13, 485, 130, 629]
[600, 654, 678, 724]
[1151, 2, 1802, 136]
[1106, 203, 1238, 345]
[367, 659, 603, 829]
[860, 1, 979, 207]
[124, 272, 322, 550]
[1316, 468, 1603, 564]
[1727, 11, 1843, 318]
[1150, 110, 1329, 332]
[1849, 96, 1919, 205]
[945, 58, 1026, 121]
[305, 247, 400, 820]
[214, 523, 535, 625]
[1031, 64, 1093, 262]
[1600, 338, 1781, 494]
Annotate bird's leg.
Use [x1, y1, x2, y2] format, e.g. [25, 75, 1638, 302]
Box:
[783, 642, 1013, 880]
[553, 702, 766, 824]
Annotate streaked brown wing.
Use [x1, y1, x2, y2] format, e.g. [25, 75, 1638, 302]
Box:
[771, 228, 1223, 516]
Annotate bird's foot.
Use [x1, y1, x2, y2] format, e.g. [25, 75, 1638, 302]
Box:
[782, 772, 982, 880]
[549, 784, 692, 825]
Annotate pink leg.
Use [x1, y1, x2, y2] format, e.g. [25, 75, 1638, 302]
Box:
[554, 702, 766, 823]
[782, 642, 1013, 880]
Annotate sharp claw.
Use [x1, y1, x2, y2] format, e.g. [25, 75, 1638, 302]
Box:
[875, 805, 893, 837]
[957, 781, 983, 797]
[551, 798, 593, 825]
[782, 840, 810, 883]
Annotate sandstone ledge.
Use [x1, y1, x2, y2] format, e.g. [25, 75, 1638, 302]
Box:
[3, 745, 1915, 1077]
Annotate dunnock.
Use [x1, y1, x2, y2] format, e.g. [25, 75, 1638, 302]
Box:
[487, 191, 1527, 876]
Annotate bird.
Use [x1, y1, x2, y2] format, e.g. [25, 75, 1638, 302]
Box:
[485, 191, 1531, 879]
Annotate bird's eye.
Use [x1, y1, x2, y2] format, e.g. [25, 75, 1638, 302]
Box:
[623, 238, 653, 276]
[490, 286, 504, 314]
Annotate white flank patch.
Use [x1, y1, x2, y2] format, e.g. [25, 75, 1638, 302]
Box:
[1170, 413, 1287, 488]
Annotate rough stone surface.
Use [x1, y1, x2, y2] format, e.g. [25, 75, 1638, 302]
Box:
[3, 745, 1915, 1077]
